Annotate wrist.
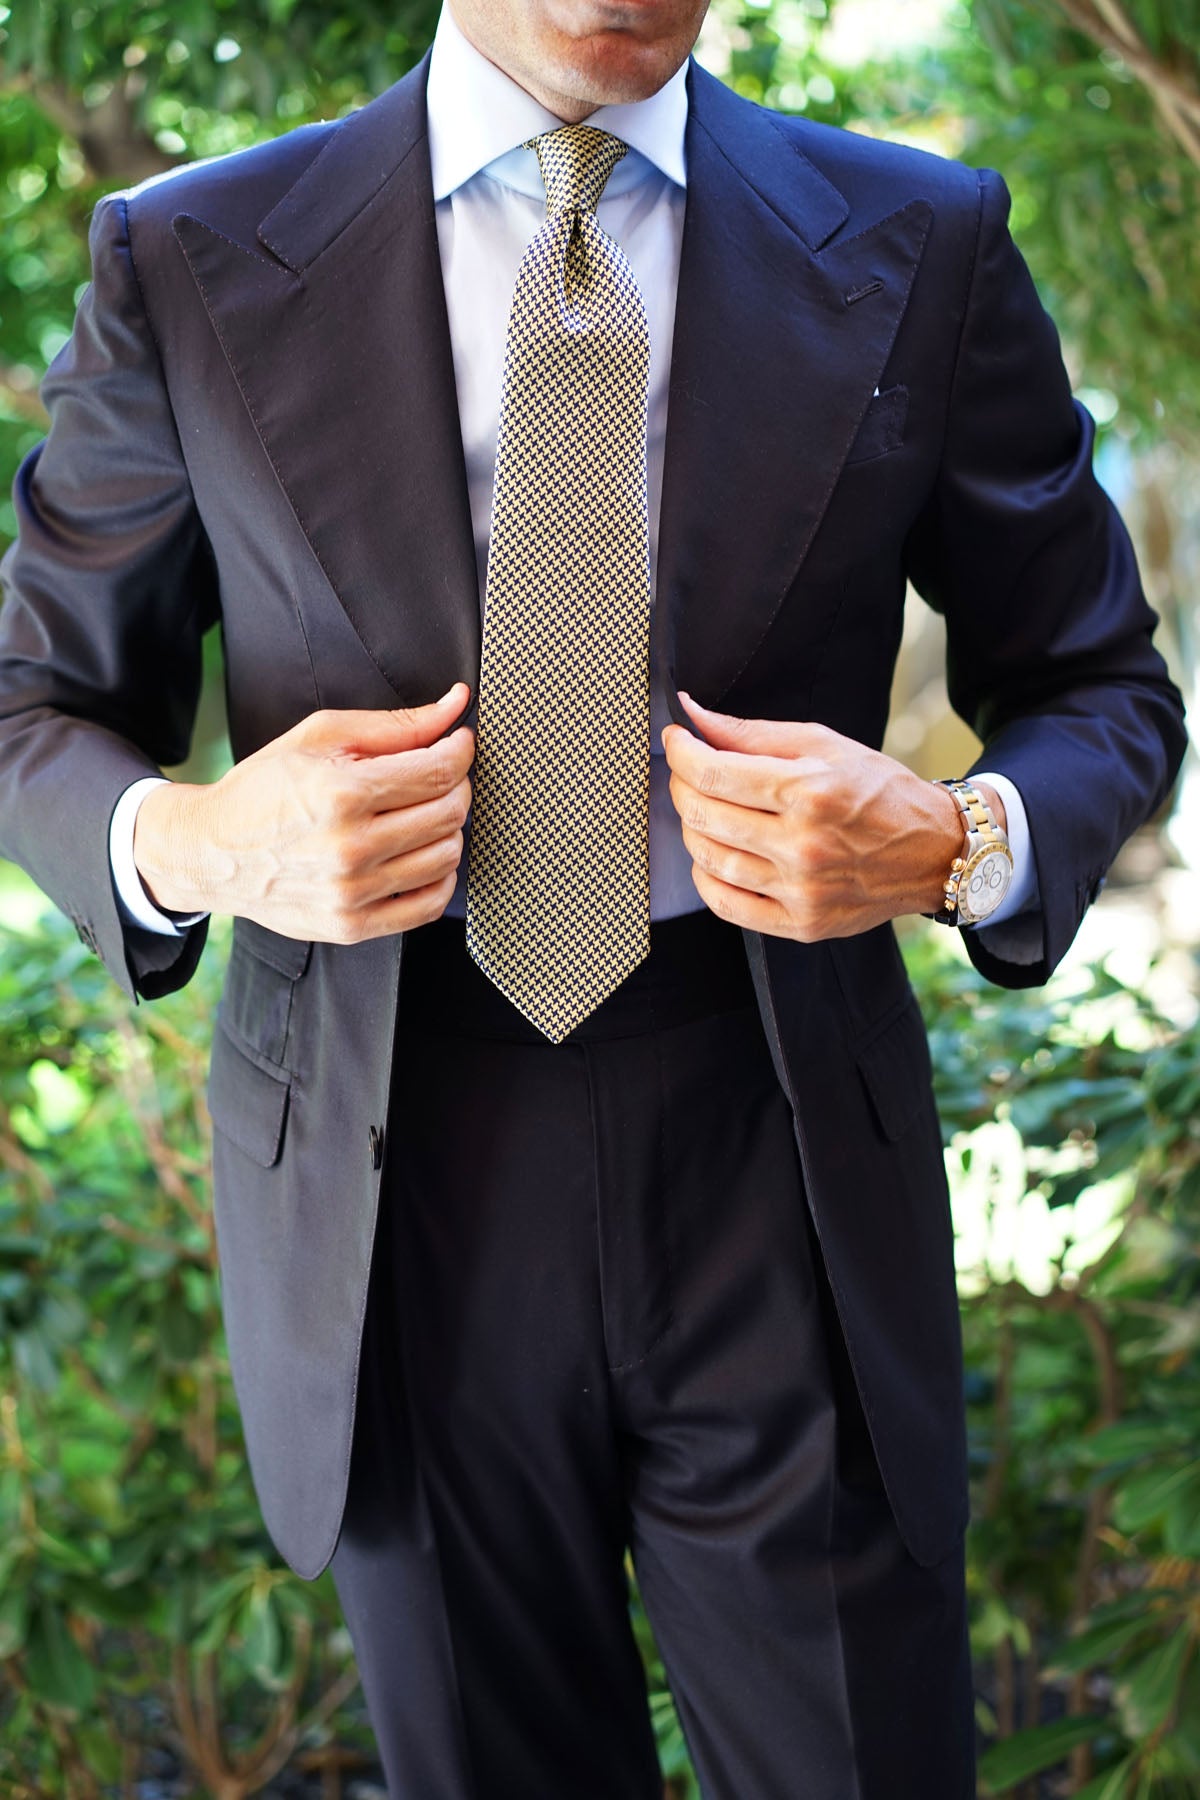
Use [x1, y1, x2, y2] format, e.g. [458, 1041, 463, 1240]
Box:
[928, 778, 1015, 926]
[133, 780, 215, 915]
[972, 779, 1008, 837]
[917, 779, 969, 916]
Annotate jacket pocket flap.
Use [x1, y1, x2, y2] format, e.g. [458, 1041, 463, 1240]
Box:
[207, 1026, 291, 1168]
[232, 917, 312, 979]
[854, 993, 932, 1142]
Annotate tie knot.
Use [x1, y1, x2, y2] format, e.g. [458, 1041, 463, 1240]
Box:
[524, 123, 630, 216]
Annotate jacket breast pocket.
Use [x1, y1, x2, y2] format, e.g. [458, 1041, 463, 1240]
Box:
[844, 384, 908, 467]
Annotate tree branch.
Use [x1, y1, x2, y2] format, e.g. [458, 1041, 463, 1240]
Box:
[2, 70, 181, 185]
[1048, 0, 1200, 167]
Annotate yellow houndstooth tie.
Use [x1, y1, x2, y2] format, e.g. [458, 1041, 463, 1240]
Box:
[465, 123, 652, 1044]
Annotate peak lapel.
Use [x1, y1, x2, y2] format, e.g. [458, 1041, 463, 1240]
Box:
[656, 60, 932, 710]
[172, 49, 480, 703]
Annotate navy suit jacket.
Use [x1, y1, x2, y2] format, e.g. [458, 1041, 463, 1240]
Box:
[0, 47, 1186, 1578]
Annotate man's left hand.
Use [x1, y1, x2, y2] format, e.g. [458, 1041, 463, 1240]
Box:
[662, 692, 1006, 941]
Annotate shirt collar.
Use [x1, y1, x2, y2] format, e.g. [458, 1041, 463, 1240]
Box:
[426, 0, 689, 203]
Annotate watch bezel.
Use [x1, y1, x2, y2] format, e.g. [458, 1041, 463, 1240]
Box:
[955, 841, 1015, 923]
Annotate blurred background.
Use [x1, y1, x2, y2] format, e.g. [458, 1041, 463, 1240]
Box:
[0, 1, 1197, 1795]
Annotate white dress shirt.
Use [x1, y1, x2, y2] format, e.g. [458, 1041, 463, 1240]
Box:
[110, 0, 1040, 951]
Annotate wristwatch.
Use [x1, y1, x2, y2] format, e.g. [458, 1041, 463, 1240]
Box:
[928, 780, 1014, 926]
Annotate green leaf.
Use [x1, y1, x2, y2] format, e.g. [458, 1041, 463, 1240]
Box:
[1079, 1421, 1190, 1464]
[76, 1721, 122, 1782]
[159, 1296, 205, 1364]
[1114, 1461, 1197, 1534]
[35, 1528, 94, 1575]
[11, 1326, 58, 1391]
[242, 1586, 283, 1686]
[979, 1713, 1112, 1791]
[0, 1587, 30, 1659]
[0, 1234, 47, 1260]
[1046, 1613, 1158, 1676]
[1169, 1658, 1200, 1773]
[23, 1603, 97, 1712]
[103, 1537, 153, 1589]
[193, 1566, 257, 1624]
[1164, 1466, 1200, 1556]
[1070, 1758, 1138, 1800]
[1115, 1628, 1192, 1738]
[650, 1688, 692, 1777]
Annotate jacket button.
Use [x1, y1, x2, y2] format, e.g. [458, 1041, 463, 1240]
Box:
[369, 1126, 384, 1172]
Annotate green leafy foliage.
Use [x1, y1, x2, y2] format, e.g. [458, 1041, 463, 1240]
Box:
[2, 0, 437, 125]
[0, 912, 373, 1792]
[910, 928, 1200, 1797]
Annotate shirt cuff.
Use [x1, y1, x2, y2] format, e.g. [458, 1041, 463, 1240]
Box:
[964, 770, 1044, 965]
[109, 777, 209, 937]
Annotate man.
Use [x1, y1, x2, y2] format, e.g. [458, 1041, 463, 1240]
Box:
[0, 0, 1186, 1790]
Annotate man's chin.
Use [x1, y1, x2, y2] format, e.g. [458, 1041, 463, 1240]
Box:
[542, 32, 686, 106]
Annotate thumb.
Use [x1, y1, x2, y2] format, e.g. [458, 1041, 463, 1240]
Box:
[306, 683, 472, 757]
[676, 691, 818, 759]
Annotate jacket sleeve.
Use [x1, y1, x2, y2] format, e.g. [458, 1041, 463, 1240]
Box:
[904, 167, 1187, 989]
[0, 191, 218, 1001]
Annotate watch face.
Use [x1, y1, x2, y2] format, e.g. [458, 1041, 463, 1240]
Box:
[962, 848, 1013, 920]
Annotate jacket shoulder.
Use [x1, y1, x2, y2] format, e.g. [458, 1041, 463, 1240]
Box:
[109, 116, 338, 246]
[764, 107, 985, 227]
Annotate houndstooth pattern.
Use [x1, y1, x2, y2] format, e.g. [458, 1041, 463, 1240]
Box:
[465, 123, 652, 1043]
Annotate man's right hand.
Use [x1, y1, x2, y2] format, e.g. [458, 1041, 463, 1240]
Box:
[132, 683, 474, 943]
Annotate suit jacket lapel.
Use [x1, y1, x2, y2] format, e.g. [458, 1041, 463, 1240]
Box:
[172, 48, 480, 703]
[171, 47, 932, 709]
[658, 59, 932, 710]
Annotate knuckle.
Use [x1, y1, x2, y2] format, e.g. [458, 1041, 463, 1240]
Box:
[793, 897, 822, 942]
[448, 780, 472, 827]
[774, 777, 798, 814]
[298, 708, 333, 741]
[682, 827, 709, 871]
[781, 836, 809, 882]
[416, 875, 456, 925]
[773, 773, 801, 814]
[330, 871, 362, 912]
[706, 883, 733, 921]
[808, 781, 839, 825]
[426, 745, 452, 794]
[328, 834, 361, 881]
[319, 765, 354, 824]
[327, 909, 362, 946]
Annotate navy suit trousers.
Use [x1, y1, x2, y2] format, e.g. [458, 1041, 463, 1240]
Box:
[329, 908, 975, 1798]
